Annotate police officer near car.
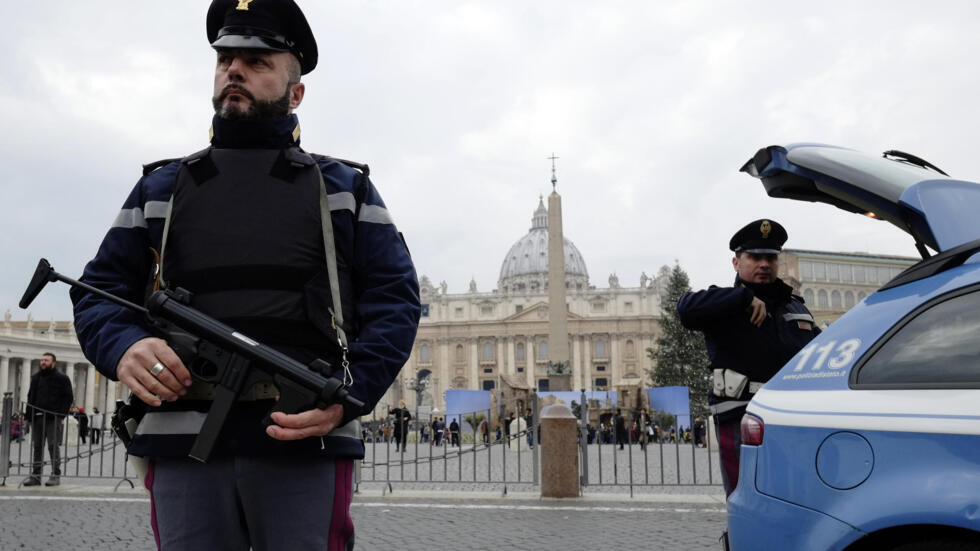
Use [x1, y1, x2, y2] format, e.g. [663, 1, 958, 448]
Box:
[70, 1, 421, 548]
[677, 219, 819, 498]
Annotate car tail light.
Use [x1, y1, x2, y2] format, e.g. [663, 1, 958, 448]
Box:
[741, 413, 764, 446]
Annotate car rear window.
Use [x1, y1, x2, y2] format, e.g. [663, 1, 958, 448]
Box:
[855, 289, 980, 387]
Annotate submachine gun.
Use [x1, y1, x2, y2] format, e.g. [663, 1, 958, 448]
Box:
[19, 258, 364, 463]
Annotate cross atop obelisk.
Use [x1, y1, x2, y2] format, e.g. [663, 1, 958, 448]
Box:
[548, 153, 559, 189]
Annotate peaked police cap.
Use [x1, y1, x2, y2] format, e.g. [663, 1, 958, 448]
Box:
[207, 0, 318, 75]
[729, 219, 787, 254]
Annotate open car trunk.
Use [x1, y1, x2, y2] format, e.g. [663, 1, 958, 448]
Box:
[740, 144, 980, 255]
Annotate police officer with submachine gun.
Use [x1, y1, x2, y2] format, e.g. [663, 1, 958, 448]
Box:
[20, 1, 422, 549]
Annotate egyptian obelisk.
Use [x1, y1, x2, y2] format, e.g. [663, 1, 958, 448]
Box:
[547, 155, 571, 391]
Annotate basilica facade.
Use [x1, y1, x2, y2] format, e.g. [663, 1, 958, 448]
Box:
[381, 198, 668, 416]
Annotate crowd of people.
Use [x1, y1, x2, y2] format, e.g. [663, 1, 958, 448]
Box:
[364, 404, 709, 451]
[3, 405, 108, 445]
[585, 413, 708, 448]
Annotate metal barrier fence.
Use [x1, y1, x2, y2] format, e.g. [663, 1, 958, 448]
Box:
[0, 392, 136, 489]
[574, 391, 721, 497]
[357, 392, 722, 495]
[357, 394, 541, 495]
[0, 389, 722, 495]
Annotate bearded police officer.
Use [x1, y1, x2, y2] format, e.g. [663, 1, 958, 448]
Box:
[677, 219, 819, 498]
[71, 1, 421, 549]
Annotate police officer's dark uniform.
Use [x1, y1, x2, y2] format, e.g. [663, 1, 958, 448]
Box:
[71, 1, 420, 549]
[677, 219, 819, 497]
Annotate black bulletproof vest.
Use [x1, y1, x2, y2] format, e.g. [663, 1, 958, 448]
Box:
[163, 146, 342, 359]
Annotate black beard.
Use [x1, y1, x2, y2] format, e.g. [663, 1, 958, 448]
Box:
[212, 87, 292, 120]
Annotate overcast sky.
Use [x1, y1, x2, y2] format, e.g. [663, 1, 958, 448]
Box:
[4, 1, 979, 321]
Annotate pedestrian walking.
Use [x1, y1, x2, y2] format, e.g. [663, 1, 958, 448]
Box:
[76, 407, 89, 444]
[449, 418, 460, 447]
[90, 408, 104, 445]
[390, 400, 411, 452]
[614, 408, 627, 450]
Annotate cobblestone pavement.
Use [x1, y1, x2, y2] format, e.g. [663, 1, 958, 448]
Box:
[0, 485, 727, 550]
[1, 431, 727, 549]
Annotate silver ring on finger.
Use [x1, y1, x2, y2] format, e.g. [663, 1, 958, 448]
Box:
[149, 361, 166, 377]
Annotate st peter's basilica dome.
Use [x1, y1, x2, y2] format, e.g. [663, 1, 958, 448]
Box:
[497, 197, 589, 294]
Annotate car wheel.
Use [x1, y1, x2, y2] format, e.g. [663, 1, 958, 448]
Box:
[889, 540, 980, 551]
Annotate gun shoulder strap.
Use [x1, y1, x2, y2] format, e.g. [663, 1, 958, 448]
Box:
[157, 199, 174, 289]
[315, 164, 355, 386]
[315, 168, 348, 348]
[311, 153, 369, 351]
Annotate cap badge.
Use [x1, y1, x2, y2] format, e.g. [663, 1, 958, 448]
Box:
[236, 0, 254, 11]
[760, 220, 771, 238]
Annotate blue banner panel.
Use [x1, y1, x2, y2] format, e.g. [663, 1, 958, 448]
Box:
[647, 386, 691, 429]
[536, 391, 580, 408]
[444, 389, 492, 430]
[537, 390, 619, 413]
[585, 390, 618, 408]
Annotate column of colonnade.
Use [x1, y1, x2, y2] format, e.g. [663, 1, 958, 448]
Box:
[85, 366, 96, 411]
[495, 340, 505, 387]
[19, 359, 32, 412]
[65, 364, 76, 401]
[469, 339, 478, 389]
[611, 335, 621, 387]
[572, 335, 584, 391]
[438, 338, 449, 410]
[0, 356, 8, 400]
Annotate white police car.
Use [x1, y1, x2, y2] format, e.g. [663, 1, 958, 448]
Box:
[729, 144, 980, 551]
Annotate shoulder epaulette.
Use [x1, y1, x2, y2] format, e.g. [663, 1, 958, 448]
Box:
[311, 153, 370, 177]
[142, 157, 181, 176]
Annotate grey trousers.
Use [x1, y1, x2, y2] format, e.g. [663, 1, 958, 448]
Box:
[30, 415, 62, 477]
[147, 455, 355, 551]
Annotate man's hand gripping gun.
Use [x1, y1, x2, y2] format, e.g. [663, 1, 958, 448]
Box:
[19, 259, 365, 463]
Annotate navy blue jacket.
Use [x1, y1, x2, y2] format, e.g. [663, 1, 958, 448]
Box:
[677, 277, 819, 404]
[71, 115, 420, 458]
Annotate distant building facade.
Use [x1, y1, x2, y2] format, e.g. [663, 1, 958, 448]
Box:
[778, 249, 918, 326]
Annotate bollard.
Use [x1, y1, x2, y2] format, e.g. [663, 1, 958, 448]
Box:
[539, 403, 579, 498]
